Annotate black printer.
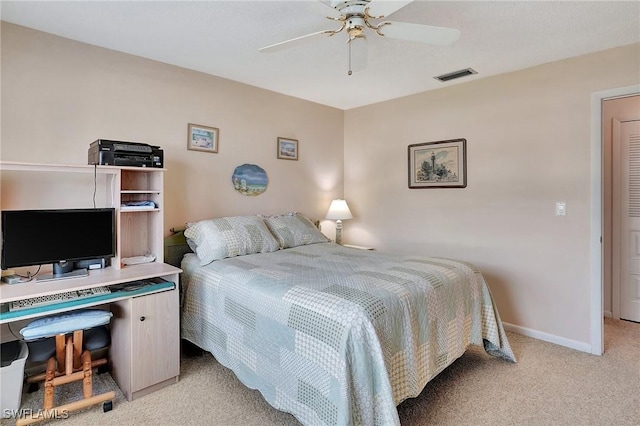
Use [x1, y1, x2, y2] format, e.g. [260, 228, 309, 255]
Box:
[88, 139, 163, 168]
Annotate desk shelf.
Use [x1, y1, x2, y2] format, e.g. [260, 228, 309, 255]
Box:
[0, 161, 166, 269]
[0, 161, 121, 174]
[120, 207, 161, 213]
[0, 161, 180, 402]
[0, 279, 175, 324]
[0, 263, 179, 306]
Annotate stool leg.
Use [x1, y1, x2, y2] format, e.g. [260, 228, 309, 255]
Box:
[73, 330, 83, 370]
[65, 335, 74, 374]
[43, 357, 56, 410]
[55, 335, 65, 374]
[82, 350, 93, 399]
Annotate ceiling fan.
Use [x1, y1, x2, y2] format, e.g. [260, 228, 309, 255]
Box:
[259, 0, 460, 75]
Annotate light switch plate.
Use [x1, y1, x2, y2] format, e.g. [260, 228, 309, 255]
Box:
[556, 202, 566, 216]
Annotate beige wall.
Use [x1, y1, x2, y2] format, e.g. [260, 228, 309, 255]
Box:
[0, 23, 344, 234]
[3, 20, 640, 349]
[344, 43, 640, 346]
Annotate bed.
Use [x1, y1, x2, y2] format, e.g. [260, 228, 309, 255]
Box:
[177, 214, 515, 426]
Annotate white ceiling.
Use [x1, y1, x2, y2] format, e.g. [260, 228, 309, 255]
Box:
[2, 0, 639, 110]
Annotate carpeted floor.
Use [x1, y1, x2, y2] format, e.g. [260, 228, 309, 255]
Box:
[3, 318, 638, 426]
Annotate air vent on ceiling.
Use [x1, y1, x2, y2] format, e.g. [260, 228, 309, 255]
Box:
[434, 68, 477, 82]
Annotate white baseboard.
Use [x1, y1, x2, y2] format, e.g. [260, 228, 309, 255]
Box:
[502, 322, 592, 354]
[604, 310, 613, 318]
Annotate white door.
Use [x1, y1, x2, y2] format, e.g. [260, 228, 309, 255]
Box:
[619, 119, 640, 322]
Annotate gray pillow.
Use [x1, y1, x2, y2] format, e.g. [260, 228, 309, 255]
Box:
[184, 215, 280, 265]
[262, 212, 329, 249]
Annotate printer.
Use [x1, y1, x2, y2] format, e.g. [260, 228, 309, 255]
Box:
[88, 139, 163, 168]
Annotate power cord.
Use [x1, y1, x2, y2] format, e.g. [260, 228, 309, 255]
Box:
[7, 322, 22, 340]
[15, 265, 40, 282]
[93, 163, 97, 208]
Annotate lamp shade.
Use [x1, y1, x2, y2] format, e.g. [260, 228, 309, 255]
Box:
[326, 199, 353, 220]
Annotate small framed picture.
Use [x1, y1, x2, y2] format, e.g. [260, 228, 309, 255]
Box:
[408, 138, 467, 188]
[277, 137, 298, 160]
[188, 123, 219, 153]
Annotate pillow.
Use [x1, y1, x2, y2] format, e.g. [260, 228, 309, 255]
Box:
[21, 309, 113, 340]
[184, 215, 280, 265]
[262, 212, 329, 249]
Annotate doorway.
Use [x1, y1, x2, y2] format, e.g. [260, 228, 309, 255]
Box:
[605, 96, 640, 322]
[590, 85, 640, 356]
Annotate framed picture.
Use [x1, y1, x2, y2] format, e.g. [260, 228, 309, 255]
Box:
[188, 123, 219, 153]
[408, 138, 467, 188]
[277, 137, 298, 160]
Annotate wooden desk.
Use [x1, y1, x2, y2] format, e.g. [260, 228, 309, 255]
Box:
[0, 262, 181, 401]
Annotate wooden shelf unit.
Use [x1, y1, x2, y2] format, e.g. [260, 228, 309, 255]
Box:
[0, 161, 181, 401]
[117, 168, 164, 267]
[0, 161, 166, 269]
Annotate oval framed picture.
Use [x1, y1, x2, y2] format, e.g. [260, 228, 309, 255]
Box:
[232, 164, 268, 196]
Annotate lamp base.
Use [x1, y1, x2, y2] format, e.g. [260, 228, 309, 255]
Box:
[335, 219, 343, 245]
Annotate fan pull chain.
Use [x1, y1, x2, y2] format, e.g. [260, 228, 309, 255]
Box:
[348, 38, 353, 76]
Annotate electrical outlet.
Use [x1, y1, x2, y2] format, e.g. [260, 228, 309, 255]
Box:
[555, 202, 566, 216]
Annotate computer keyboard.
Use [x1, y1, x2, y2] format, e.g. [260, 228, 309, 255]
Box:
[9, 286, 112, 312]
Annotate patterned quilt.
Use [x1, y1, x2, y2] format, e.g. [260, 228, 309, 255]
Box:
[181, 242, 515, 426]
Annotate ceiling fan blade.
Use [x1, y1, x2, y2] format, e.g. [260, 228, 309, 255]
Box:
[378, 21, 460, 45]
[348, 36, 368, 73]
[314, 0, 342, 19]
[259, 30, 334, 53]
[366, 0, 414, 18]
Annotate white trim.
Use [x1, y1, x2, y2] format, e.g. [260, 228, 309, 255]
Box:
[590, 84, 640, 356]
[502, 322, 591, 354]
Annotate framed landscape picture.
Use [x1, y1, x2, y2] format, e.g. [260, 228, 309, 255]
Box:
[277, 137, 298, 160]
[408, 138, 467, 188]
[188, 123, 219, 153]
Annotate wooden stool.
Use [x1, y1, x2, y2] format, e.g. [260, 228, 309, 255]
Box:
[17, 310, 116, 425]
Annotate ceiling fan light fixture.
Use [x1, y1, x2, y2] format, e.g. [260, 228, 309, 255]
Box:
[347, 16, 365, 37]
[259, 0, 461, 75]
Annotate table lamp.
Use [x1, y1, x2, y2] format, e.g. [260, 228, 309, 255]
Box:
[326, 199, 353, 245]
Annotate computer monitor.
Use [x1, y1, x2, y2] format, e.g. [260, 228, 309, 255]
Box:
[1, 208, 116, 281]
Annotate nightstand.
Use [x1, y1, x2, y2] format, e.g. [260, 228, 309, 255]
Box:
[342, 244, 375, 251]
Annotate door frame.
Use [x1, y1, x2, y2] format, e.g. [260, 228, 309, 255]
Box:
[590, 84, 640, 355]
